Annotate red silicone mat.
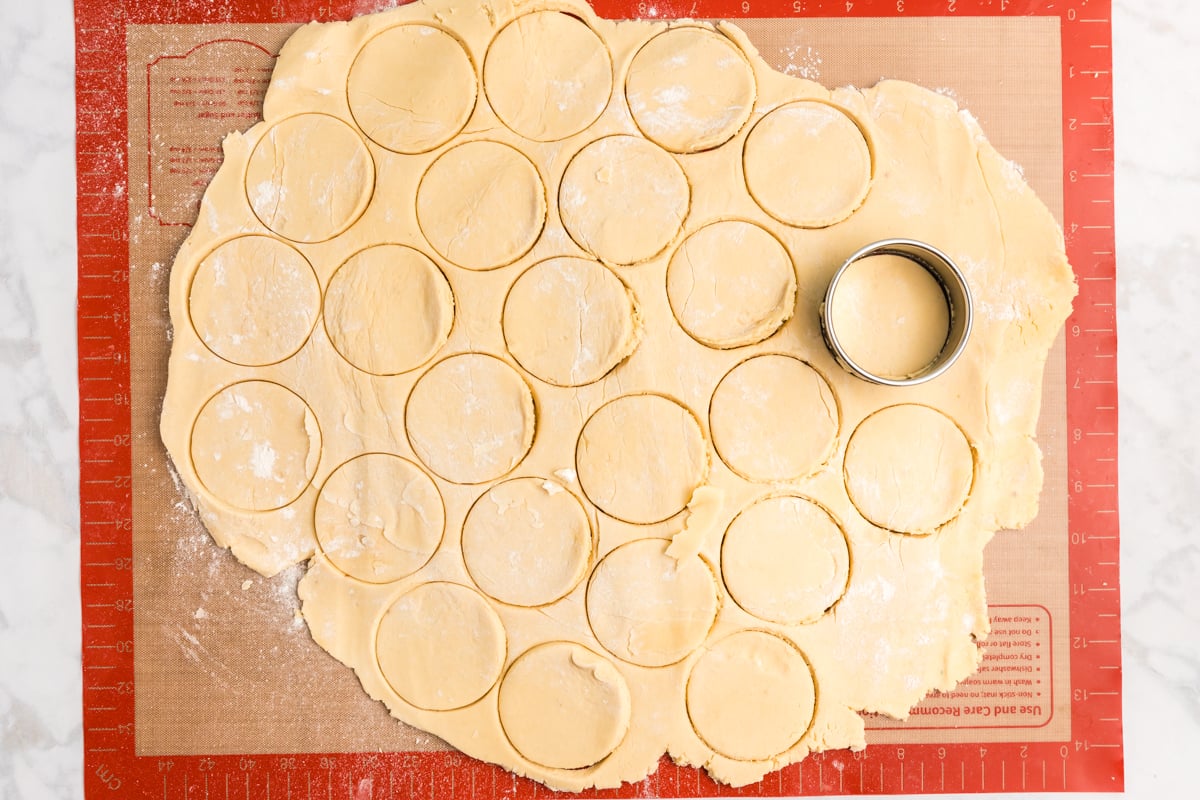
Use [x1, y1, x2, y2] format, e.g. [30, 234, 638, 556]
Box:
[77, 0, 1120, 796]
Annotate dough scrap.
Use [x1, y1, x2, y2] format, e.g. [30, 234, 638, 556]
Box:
[160, 0, 1076, 791]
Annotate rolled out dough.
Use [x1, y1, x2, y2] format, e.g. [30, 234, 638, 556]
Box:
[160, 0, 1076, 791]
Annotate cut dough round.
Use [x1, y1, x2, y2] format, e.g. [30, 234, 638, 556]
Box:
[416, 140, 546, 270]
[586, 538, 718, 667]
[626, 27, 755, 153]
[484, 11, 612, 141]
[686, 631, 816, 761]
[559, 135, 689, 266]
[502, 257, 638, 386]
[314, 454, 444, 584]
[188, 235, 320, 366]
[462, 477, 592, 607]
[405, 353, 535, 484]
[743, 101, 871, 228]
[827, 253, 951, 380]
[576, 394, 707, 524]
[347, 24, 476, 154]
[844, 404, 974, 533]
[666, 220, 795, 348]
[245, 113, 374, 243]
[323, 244, 454, 376]
[189, 381, 320, 512]
[709, 355, 838, 482]
[375, 582, 506, 711]
[721, 495, 849, 625]
[498, 642, 631, 770]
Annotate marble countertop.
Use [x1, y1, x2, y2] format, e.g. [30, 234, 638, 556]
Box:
[1, 0, 1194, 797]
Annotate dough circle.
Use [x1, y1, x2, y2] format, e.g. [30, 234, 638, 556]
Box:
[559, 135, 690, 266]
[416, 140, 546, 270]
[245, 113, 374, 243]
[405, 353, 536, 485]
[347, 24, 476, 154]
[665, 220, 796, 349]
[461, 477, 592, 607]
[483, 11, 612, 141]
[721, 495, 850, 625]
[314, 453, 445, 584]
[322, 245, 454, 376]
[189, 381, 320, 512]
[376, 582, 506, 711]
[502, 257, 638, 387]
[827, 253, 951, 380]
[686, 630, 816, 762]
[188, 235, 320, 366]
[709, 355, 838, 482]
[586, 538, 718, 667]
[576, 393, 707, 524]
[742, 101, 872, 228]
[625, 27, 755, 153]
[498, 642, 631, 770]
[844, 404, 974, 534]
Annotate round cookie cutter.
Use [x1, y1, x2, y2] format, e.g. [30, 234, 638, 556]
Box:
[820, 238, 973, 386]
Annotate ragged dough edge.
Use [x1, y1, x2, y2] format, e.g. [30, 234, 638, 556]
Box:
[157, 0, 1078, 791]
[973, 124, 1077, 529]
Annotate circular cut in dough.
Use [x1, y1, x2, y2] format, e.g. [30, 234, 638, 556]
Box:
[416, 140, 546, 270]
[245, 113, 374, 243]
[625, 27, 755, 154]
[462, 477, 592, 606]
[483, 11, 612, 142]
[405, 353, 536, 484]
[376, 582, 506, 711]
[686, 630, 816, 762]
[188, 235, 320, 366]
[710, 355, 838, 482]
[314, 453, 445, 584]
[559, 135, 690, 266]
[323, 244, 454, 376]
[503, 257, 639, 387]
[347, 24, 477, 154]
[190, 381, 321, 512]
[844, 404, 974, 534]
[827, 253, 951, 380]
[743, 101, 872, 228]
[586, 538, 718, 667]
[721, 495, 850, 625]
[498, 642, 631, 770]
[666, 220, 796, 348]
[576, 394, 707, 524]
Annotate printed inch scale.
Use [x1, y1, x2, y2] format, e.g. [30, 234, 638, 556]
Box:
[76, 0, 1120, 796]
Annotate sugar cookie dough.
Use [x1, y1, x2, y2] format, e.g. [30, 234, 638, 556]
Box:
[160, 0, 1076, 791]
[828, 253, 952, 380]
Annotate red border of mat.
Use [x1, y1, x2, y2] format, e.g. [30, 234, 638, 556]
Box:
[77, 0, 1120, 795]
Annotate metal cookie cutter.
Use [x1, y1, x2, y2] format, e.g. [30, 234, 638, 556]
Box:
[820, 238, 974, 387]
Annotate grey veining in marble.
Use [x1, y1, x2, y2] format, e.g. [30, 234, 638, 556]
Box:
[0, 0, 1196, 797]
[0, 0, 82, 797]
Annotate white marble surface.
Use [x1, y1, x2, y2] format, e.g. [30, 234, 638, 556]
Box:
[0, 0, 1194, 797]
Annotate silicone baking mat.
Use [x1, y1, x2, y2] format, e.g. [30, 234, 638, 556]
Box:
[77, 0, 1120, 795]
